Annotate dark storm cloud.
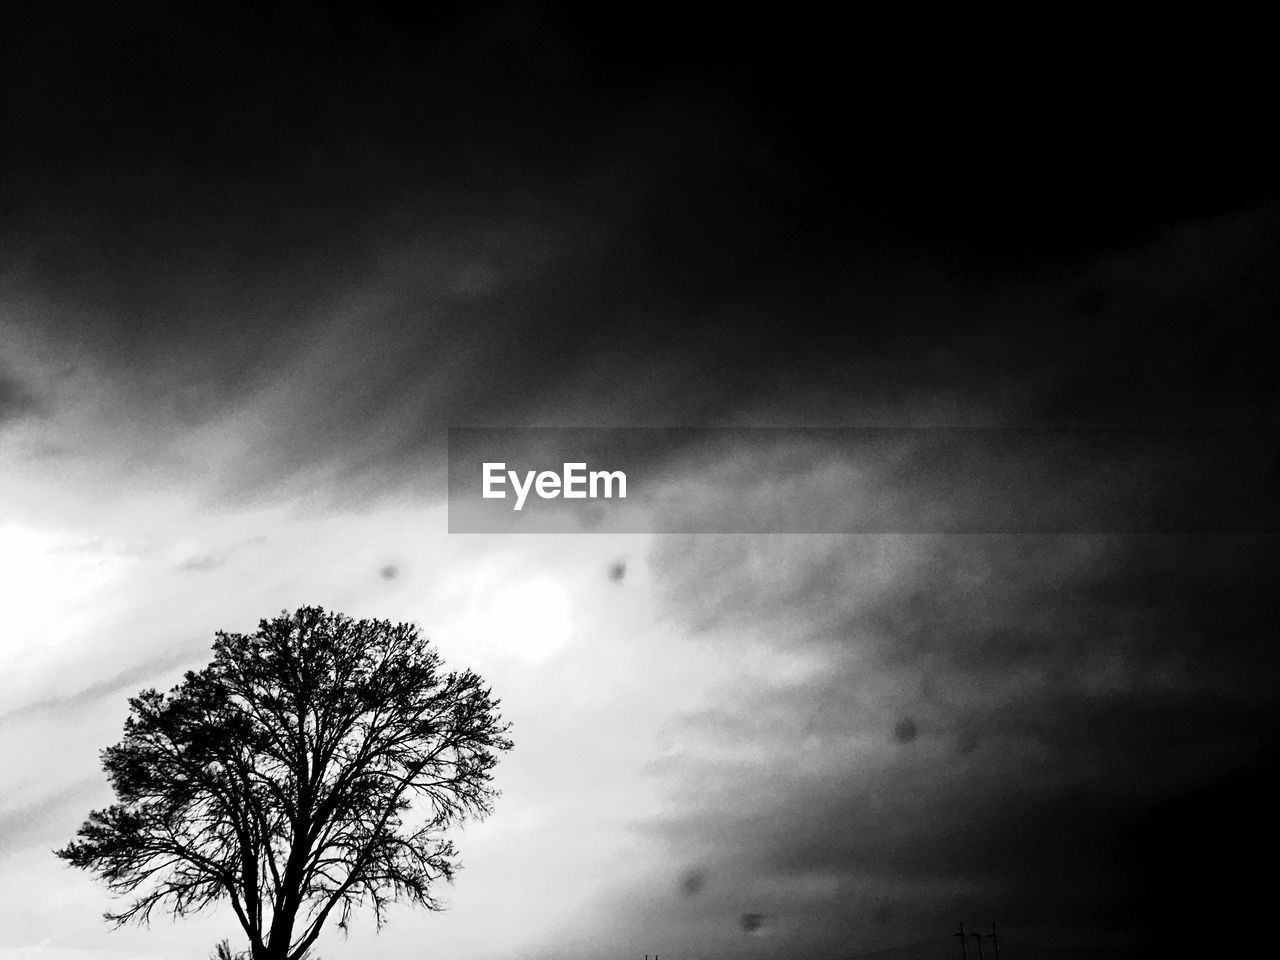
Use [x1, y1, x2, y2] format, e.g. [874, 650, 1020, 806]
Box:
[10, 199, 1276, 511]
[640, 528, 1280, 945]
[4, 4, 1276, 509]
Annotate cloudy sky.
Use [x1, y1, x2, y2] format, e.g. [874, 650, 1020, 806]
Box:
[1, 5, 1277, 960]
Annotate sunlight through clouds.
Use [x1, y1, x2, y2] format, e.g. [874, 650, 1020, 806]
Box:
[0, 523, 134, 701]
[471, 574, 574, 662]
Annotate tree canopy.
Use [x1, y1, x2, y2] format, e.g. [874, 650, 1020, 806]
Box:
[56, 606, 512, 960]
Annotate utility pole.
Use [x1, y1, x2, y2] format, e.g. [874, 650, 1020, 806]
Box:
[989, 923, 1000, 960]
[970, 932, 984, 960]
[956, 922, 968, 960]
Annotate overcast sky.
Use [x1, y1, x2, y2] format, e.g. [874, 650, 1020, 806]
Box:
[1, 5, 1277, 960]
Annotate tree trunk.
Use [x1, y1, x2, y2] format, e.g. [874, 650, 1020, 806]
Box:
[263, 914, 297, 960]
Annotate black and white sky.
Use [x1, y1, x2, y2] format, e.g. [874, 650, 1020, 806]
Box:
[1, 5, 1277, 960]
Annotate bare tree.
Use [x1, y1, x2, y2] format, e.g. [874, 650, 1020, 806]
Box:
[57, 606, 512, 960]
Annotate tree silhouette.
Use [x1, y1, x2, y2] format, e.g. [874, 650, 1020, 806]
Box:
[56, 606, 512, 960]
